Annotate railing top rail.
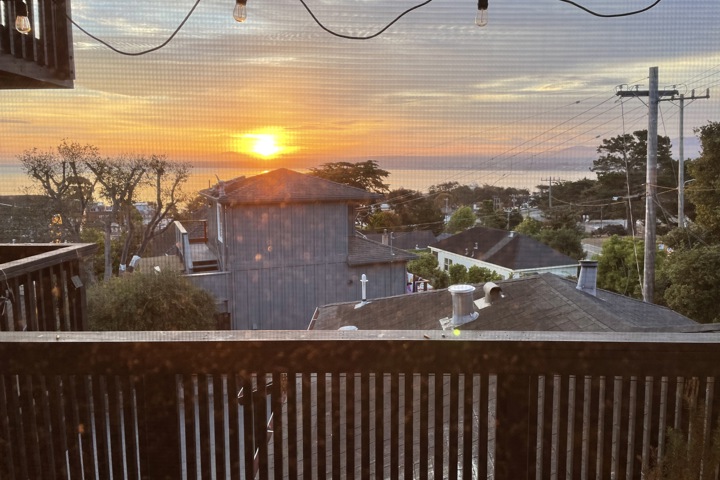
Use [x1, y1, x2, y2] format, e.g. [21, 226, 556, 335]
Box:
[0, 243, 98, 278]
[174, 220, 188, 235]
[2, 330, 720, 377]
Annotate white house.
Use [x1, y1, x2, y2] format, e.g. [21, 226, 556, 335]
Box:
[428, 226, 579, 279]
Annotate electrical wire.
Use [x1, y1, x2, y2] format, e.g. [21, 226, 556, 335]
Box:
[297, 0, 433, 40]
[62, 0, 202, 56]
[559, 0, 662, 18]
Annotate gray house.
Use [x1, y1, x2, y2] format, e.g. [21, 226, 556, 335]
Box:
[198, 168, 416, 330]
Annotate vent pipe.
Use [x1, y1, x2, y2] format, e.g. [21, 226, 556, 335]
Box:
[475, 282, 504, 310]
[576, 260, 598, 296]
[448, 284, 479, 326]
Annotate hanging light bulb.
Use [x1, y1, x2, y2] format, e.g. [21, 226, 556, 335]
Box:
[15, 0, 31, 35]
[233, 0, 247, 23]
[475, 0, 488, 27]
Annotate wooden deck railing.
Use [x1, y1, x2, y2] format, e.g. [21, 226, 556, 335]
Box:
[0, 0, 74, 89]
[0, 243, 97, 331]
[1, 330, 720, 479]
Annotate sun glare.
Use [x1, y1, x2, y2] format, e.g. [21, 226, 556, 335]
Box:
[250, 134, 280, 157]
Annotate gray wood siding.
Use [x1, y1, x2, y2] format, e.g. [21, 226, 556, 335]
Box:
[230, 261, 408, 330]
[226, 203, 349, 270]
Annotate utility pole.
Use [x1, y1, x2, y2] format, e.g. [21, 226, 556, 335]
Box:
[675, 89, 710, 228]
[616, 67, 678, 303]
[540, 177, 560, 208]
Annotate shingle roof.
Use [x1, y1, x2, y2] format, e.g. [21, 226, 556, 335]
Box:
[311, 273, 697, 332]
[347, 236, 417, 266]
[429, 226, 578, 270]
[200, 168, 381, 205]
[364, 230, 438, 250]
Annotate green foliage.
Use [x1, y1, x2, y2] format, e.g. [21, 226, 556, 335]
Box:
[597, 235, 645, 298]
[661, 244, 720, 323]
[432, 270, 450, 289]
[645, 386, 720, 480]
[407, 252, 439, 280]
[308, 160, 390, 194]
[448, 263, 468, 285]
[537, 227, 586, 261]
[467, 265, 503, 283]
[88, 271, 217, 331]
[662, 225, 713, 251]
[385, 188, 444, 234]
[446, 206, 476, 233]
[80, 227, 123, 280]
[364, 210, 402, 232]
[515, 217, 543, 237]
[687, 121, 720, 237]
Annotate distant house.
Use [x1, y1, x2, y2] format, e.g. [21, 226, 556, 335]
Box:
[198, 168, 416, 330]
[363, 229, 437, 250]
[310, 265, 698, 333]
[429, 226, 579, 279]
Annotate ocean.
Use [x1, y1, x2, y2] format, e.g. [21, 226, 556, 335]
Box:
[0, 163, 595, 198]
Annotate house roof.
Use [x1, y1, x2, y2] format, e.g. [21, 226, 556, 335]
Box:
[347, 236, 417, 266]
[310, 273, 698, 332]
[364, 230, 437, 250]
[200, 168, 381, 205]
[429, 226, 578, 270]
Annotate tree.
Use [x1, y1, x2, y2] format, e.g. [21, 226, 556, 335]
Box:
[687, 122, 720, 238]
[308, 160, 390, 194]
[85, 155, 148, 279]
[448, 263, 468, 285]
[364, 210, 402, 233]
[591, 130, 677, 224]
[661, 245, 720, 324]
[88, 271, 217, 330]
[597, 236, 645, 298]
[467, 265, 503, 283]
[385, 188, 444, 234]
[446, 206, 477, 233]
[537, 227, 585, 261]
[515, 217, 543, 237]
[18, 140, 99, 242]
[407, 252, 440, 280]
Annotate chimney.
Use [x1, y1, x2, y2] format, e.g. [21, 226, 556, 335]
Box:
[382, 229, 389, 245]
[576, 260, 598, 296]
[444, 284, 479, 328]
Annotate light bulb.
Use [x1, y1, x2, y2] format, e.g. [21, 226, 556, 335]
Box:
[233, 0, 247, 23]
[475, 0, 488, 27]
[15, 1, 31, 34]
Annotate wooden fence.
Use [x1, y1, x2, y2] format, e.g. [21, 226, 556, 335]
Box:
[1, 330, 720, 479]
[0, 243, 96, 331]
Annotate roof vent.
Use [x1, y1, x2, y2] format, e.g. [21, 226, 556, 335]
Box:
[475, 282, 505, 310]
[440, 284, 479, 329]
[576, 260, 598, 297]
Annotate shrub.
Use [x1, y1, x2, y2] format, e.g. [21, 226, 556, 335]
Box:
[88, 271, 217, 331]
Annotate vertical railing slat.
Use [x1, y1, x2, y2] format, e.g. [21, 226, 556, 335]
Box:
[462, 373, 474, 480]
[403, 372, 413, 480]
[434, 373, 444, 479]
[419, 373, 429, 480]
[299, 372, 310, 480]
[360, 372, 370, 479]
[331, 373, 340, 478]
[286, 372, 299, 480]
[390, 372, 399, 479]
[271, 372, 284, 479]
[346, 372, 355, 479]
[317, 372, 327, 479]
[240, 375, 255, 480]
[448, 373, 459, 480]
[374, 372, 384, 480]
[0, 375, 18, 479]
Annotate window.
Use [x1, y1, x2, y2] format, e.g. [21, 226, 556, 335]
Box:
[444, 258, 453, 271]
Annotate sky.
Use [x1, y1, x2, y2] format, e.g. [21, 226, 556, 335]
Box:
[1, 0, 719, 192]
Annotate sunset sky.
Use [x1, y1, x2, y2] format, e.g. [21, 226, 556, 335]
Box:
[1, 0, 719, 191]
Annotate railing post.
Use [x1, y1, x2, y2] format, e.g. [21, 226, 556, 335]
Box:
[495, 374, 533, 480]
[140, 375, 182, 479]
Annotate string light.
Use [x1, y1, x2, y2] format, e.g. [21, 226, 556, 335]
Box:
[476, 0, 488, 27]
[15, 0, 31, 35]
[48, 0, 665, 55]
[233, 0, 247, 23]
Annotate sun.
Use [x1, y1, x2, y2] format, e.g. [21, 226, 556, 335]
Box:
[249, 134, 281, 157]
